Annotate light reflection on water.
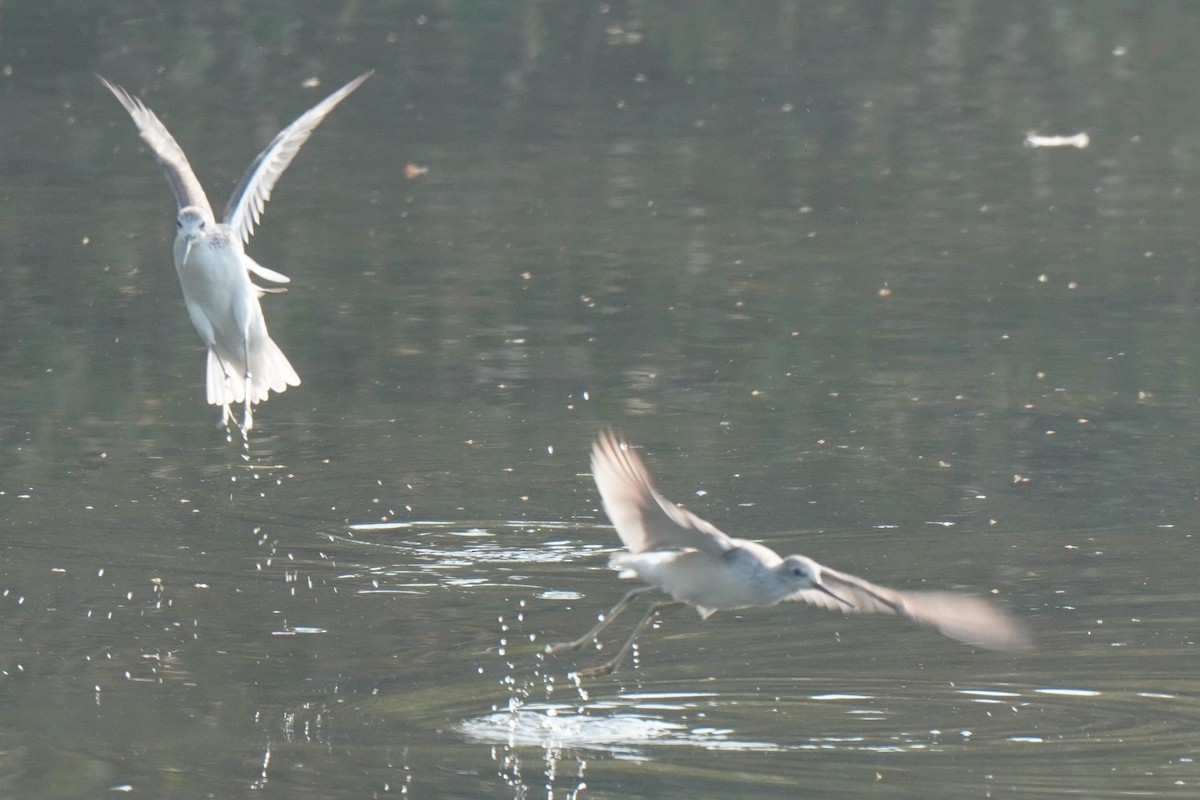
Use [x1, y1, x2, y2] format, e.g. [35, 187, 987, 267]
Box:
[462, 699, 784, 754]
[328, 520, 611, 593]
[459, 660, 1200, 796]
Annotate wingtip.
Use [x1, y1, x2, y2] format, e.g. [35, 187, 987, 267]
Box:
[340, 70, 374, 95]
[592, 428, 630, 465]
[598, 427, 629, 448]
[96, 73, 121, 96]
[991, 617, 1036, 652]
[917, 591, 1036, 652]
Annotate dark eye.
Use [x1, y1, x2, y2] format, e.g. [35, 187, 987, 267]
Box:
[176, 218, 183, 228]
[198, 220, 206, 230]
[791, 566, 804, 577]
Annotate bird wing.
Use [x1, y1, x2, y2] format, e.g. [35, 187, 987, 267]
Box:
[99, 75, 215, 221]
[591, 430, 736, 556]
[223, 71, 372, 244]
[788, 561, 1033, 651]
[242, 254, 291, 284]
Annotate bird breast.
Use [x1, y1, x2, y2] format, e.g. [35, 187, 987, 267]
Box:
[174, 229, 250, 296]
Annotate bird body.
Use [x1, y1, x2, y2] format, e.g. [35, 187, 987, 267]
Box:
[171, 207, 298, 412]
[100, 73, 371, 430]
[611, 541, 791, 618]
[549, 431, 1032, 677]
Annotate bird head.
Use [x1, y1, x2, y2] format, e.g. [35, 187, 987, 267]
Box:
[176, 206, 210, 263]
[780, 555, 852, 607]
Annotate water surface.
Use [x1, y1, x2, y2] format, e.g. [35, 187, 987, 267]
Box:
[3, 3, 1200, 797]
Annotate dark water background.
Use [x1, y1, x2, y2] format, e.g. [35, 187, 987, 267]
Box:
[3, 2, 1200, 797]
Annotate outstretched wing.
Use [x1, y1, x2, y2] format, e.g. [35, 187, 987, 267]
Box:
[591, 430, 736, 556]
[223, 71, 372, 243]
[790, 561, 1033, 651]
[99, 75, 215, 221]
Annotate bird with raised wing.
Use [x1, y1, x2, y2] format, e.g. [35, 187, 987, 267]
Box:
[548, 431, 1032, 677]
[100, 72, 372, 431]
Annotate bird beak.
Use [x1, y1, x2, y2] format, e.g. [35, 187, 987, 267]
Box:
[182, 238, 194, 264]
[814, 581, 853, 608]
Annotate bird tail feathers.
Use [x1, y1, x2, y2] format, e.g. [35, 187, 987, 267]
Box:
[205, 337, 300, 408]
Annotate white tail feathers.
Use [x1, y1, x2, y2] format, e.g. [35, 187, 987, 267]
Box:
[205, 336, 300, 428]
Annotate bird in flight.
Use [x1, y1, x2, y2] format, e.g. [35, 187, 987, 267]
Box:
[100, 72, 372, 431]
[549, 431, 1032, 677]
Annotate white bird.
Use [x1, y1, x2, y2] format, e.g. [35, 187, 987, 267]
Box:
[100, 72, 372, 431]
[548, 431, 1032, 677]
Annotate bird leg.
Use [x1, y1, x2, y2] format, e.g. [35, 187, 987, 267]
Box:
[572, 600, 684, 678]
[241, 326, 254, 431]
[546, 585, 656, 655]
[211, 350, 240, 432]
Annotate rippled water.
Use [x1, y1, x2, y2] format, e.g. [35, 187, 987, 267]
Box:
[5, 2, 1200, 798]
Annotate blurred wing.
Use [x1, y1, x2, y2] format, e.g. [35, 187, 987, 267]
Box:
[99, 75, 214, 220]
[224, 71, 372, 243]
[591, 430, 735, 556]
[790, 563, 1033, 652]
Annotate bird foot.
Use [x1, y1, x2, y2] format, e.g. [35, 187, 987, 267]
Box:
[569, 661, 618, 680]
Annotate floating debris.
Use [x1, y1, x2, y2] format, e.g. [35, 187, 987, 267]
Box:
[1024, 131, 1089, 149]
